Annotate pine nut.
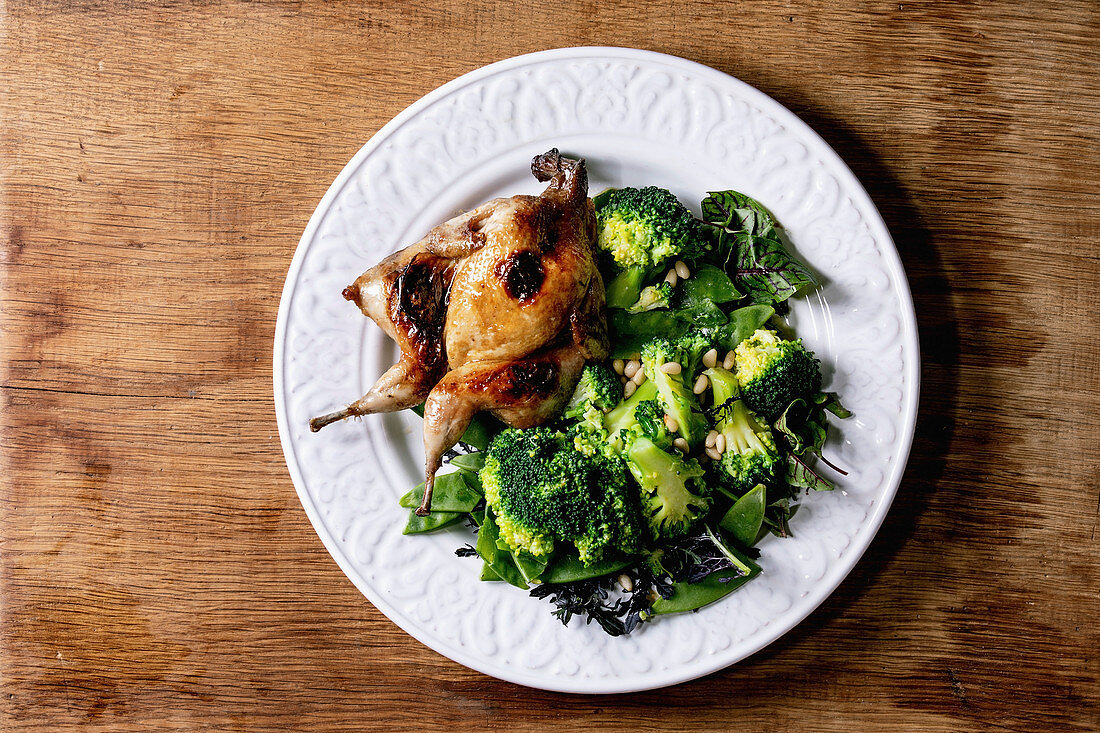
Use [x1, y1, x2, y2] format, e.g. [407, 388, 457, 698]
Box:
[702, 348, 718, 369]
[705, 447, 722, 461]
[693, 374, 709, 394]
[618, 573, 634, 592]
[623, 360, 639, 379]
[632, 369, 647, 386]
[664, 268, 678, 287]
[624, 380, 637, 398]
[673, 437, 690, 453]
[674, 260, 690, 279]
[612, 359, 625, 375]
[715, 433, 726, 454]
[722, 350, 735, 370]
[659, 361, 682, 375]
[664, 414, 679, 433]
[705, 430, 718, 448]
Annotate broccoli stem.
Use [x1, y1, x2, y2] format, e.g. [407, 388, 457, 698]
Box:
[603, 379, 658, 441]
[707, 367, 769, 454]
[605, 266, 648, 309]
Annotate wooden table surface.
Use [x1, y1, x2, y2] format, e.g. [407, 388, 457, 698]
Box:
[3, 1, 1098, 730]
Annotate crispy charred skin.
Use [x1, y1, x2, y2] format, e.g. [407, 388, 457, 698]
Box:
[309, 149, 607, 514]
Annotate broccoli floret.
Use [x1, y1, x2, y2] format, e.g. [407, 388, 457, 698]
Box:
[564, 364, 621, 420]
[595, 187, 708, 270]
[602, 378, 658, 450]
[640, 336, 709, 449]
[625, 436, 709, 539]
[734, 329, 823, 420]
[625, 283, 673, 314]
[629, 399, 673, 451]
[480, 427, 642, 564]
[706, 366, 782, 497]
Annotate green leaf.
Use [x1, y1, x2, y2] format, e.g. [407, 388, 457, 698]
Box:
[730, 232, 816, 303]
[704, 304, 774, 352]
[786, 454, 834, 492]
[719, 484, 766, 547]
[402, 508, 464, 534]
[774, 398, 829, 456]
[815, 391, 852, 419]
[701, 190, 779, 238]
[673, 298, 727, 328]
[700, 189, 816, 303]
[398, 471, 482, 512]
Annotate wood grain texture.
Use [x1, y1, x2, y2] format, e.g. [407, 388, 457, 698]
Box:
[2, 1, 1098, 730]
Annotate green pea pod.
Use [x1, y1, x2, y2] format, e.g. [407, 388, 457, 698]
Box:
[651, 570, 759, 615]
[449, 452, 487, 473]
[719, 484, 766, 547]
[679, 263, 742, 304]
[511, 551, 549, 586]
[402, 508, 463, 535]
[540, 551, 635, 585]
[707, 304, 774, 352]
[479, 562, 502, 582]
[474, 510, 528, 589]
[398, 472, 481, 512]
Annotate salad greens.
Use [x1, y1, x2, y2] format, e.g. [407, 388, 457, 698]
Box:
[398, 185, 850, 635]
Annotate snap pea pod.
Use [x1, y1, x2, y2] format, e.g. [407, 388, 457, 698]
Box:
[402, 509, 464, 535]
[449, 452, 487, 473]
[719, 484, 766, 547]
[706, 304, 774, 352]
[398, 471, 481, 512]
[474, 510, 528, 589]
[651, 570, 759, 615]
[678, 263, 742, 305]
[652, 527, 762, 615]
[540, 551, 635, 585]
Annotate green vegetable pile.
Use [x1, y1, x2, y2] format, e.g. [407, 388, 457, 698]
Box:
[400, 185, 851, 635]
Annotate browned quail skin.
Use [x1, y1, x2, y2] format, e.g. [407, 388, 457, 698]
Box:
[310, 149, 608, 515]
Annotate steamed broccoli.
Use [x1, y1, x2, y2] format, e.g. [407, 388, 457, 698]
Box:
[625, 436, 710, 539]
[602, 378, 658, 451]
[628, 399, 674, 451]
[596, 187, 709, 309]
[705, 366, 782, 497]
[596, 187, 707, 270]
[640, 335, 709, 449]
[625, 283, 673, 314]
[480, 427, 641, 564]
[734, 329, 823, 420]
[564, 363, 621, 421]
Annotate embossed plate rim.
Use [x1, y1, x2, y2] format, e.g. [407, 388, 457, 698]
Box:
[274, 46, 920, 693]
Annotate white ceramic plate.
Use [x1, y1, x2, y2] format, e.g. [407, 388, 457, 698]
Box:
[273, 47, 919, 693]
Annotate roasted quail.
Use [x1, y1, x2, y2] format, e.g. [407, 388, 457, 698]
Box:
[310, 150, 608, 515]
